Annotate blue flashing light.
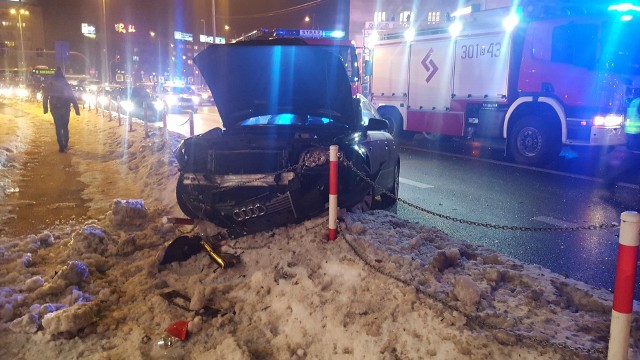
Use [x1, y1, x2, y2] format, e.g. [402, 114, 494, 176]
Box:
[274, 28, 301, 37]
[502, 12, 520, 32]
[609, 3, 640, 12]
[327, 30, 345, 38]
[273, 28, 345, 39]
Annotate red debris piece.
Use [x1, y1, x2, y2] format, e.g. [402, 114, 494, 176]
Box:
[165, 321, 189, 340]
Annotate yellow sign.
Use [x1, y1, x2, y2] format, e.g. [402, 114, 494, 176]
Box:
[115, 23, 136, 34]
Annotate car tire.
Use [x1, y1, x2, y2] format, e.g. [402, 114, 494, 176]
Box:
[176, 175, 203, 219]
[508, 116, 561, 166]
[380, 160, 399, 208]
[350, 186, 374, 213]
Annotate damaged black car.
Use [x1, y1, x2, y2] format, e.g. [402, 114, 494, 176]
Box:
[174, 44, 400, 236]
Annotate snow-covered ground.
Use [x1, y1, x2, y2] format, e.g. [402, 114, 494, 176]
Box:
[0, 100, 638, 359]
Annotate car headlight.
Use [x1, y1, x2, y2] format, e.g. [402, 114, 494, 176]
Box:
[120, 100, 134, 112]
[165, 95, 177, 105]
[192, 96, 201, 105]
[594, 114, 624, 127]
[36, 92, 42, 101]
[153, 100, 165, 111]
[16, 88, 28, 98]
[303, 148, 329, 168]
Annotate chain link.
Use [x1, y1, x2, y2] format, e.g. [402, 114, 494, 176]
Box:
[340, 156, 619, 232]
[340, 227, 607, 358]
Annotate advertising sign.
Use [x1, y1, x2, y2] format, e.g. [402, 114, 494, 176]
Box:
[200, 35, 214, 43]
[81, 23, 96, 37]
[174, 31, 193, 42]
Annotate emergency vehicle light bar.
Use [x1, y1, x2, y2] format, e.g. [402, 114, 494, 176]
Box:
[273, 28, 345, 39]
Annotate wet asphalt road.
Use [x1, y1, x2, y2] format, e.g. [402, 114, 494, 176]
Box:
[394, 137, 640, 298]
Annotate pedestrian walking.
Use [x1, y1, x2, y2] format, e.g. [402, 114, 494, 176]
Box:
[603, 97, 640, 195]
[42, 67, 80, 152]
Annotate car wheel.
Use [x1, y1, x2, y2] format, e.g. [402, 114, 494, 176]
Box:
[380, 161, 399, 208]
[508, 116, 561, 166]
[350, 186, 374, 213]
[176, 175, 203, 219]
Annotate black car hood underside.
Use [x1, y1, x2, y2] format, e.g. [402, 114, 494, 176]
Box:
[194, 44, 355, 129]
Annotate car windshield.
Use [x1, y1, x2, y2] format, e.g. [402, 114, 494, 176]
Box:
[239, 113, 347, 127]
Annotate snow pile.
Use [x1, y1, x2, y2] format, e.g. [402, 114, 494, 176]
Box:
[0, 101, 639, 359]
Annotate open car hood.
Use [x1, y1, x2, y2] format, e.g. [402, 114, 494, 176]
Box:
[194, 44, 355, 129]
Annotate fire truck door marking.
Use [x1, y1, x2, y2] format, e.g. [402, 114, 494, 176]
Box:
[421, 49, 439, 83]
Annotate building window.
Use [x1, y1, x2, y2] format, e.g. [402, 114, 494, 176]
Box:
[374, 11, 385, 23]
[428, 12, 440, 24]
[400, 11, 411, 23]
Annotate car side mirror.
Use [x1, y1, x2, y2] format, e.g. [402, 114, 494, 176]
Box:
[366, 118, 389, 132]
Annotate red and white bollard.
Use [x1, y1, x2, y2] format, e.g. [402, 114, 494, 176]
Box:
[328, 145, 338, 241]
[143, 102, 149, 138]
[108, 97, 113, 121]
[189, 110, 195, 136]
[609, 211, 640, 360]
[117, 97, 122, 126]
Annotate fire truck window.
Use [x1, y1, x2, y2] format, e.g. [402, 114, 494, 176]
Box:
[551, 24, 597, 69]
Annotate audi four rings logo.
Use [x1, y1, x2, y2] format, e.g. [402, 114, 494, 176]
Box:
[233, 204, 267, 221]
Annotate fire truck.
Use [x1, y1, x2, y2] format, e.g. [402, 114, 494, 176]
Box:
[370, 2, 638, 166]
[233, 28, 361, 95]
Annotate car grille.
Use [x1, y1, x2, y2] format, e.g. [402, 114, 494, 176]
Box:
[210, 150, 288, 174]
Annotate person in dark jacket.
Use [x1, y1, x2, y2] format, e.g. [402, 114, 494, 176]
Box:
[42, 67, 80, 152]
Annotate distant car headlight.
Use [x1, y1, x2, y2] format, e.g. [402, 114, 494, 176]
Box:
[36, 92, 42, 101]
[120, 100, 134, 112]
[192, 96, 201, 105]
[165, 95, 177, 105]
[594, 114, 624, 127]
[153, 100, 165, 111]
[15, 88, 28, 98]
[303, 148, 329, 168]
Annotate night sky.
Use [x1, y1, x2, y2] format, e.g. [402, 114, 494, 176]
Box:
[40, 0, 349, 50]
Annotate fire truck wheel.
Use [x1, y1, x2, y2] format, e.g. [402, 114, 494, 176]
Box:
[377, 107, 404, 139]
[508, 116, 561, 166]
[380, 160, 400, 208]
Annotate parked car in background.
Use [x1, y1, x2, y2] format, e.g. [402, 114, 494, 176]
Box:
[110, 86, 164, 122]
[157, 84, 201, 114]
[174, 44, 400, 237]
[194, 86, 214, 105]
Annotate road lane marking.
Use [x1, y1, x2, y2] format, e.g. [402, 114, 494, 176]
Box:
[532, 216, 579, 228]
[401, 145, 640, 190]
[400, 177, 434, 189]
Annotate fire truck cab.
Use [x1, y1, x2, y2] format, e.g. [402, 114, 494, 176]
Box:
[371, 3, 636, 166]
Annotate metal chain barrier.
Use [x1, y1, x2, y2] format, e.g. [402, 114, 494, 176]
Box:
[339, 155, 619, 232]
[340, 226, 606, 358]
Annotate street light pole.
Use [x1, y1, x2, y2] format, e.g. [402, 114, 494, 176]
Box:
[17, 11, 24, 71]
[101, 0, 109, 83]
[211, 0, 216, 38]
